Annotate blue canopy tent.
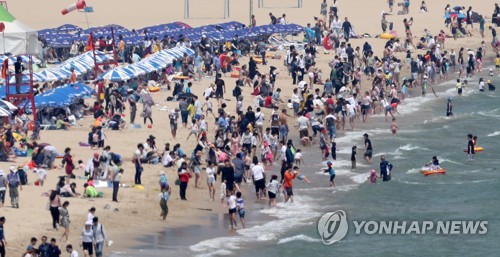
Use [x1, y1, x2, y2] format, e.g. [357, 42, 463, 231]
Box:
[26, 83, 94, 109]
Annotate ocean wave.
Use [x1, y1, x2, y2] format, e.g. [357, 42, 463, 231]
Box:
[350, 172, 369, 184]
[440, 158, 462, 165]
[487, 131, 500, 137]
[406, 168, 421, 174]
[277, 234, 321, 244]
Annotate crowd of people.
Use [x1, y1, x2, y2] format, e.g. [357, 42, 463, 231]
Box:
[0, 1, 497, 256]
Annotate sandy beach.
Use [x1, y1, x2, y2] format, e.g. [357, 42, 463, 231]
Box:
[1, 0, 497, 256]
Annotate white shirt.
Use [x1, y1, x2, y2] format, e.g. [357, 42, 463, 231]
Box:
[87, 213, 94, 223]
[194, 100, 203, 115]
[296, 116, 310, 130]
[298, 81, 307, 90]
[291, 93, 301, 103]
[35, 168, 47, 180]
[206, 167, 215, 179]
[70, 250, 79, 257]
[294, 152, 303, 160]
[162, 154, 173, 166]
[479, 81, 485, 90]
[251, 164, 265, 181]
[255, 112, 265, 125]
[280, 145, 287, 160]
[228, 195, 237, 209]
[204, 87, 213, 98]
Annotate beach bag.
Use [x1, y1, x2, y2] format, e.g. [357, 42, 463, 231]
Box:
[174, 179, 180, 186]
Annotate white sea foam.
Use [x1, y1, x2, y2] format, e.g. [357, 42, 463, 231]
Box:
[487, 131, 500, 137]
[277, 234, 321, 244]
[350, 172, 369, 184]
[440, 158, 462, 165]
[406, 168, 421, 174]
[190, 196, 321, 257]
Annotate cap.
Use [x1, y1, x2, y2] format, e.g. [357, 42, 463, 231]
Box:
[85, 221, 93, 226]
[8, 165, 16, 172]
[321, 129, 327, 133]
[263, 141, 269, 147]
[326, 161, 332, 166]
[149, 135, 156, 139]
[159, 171, 165, 175]
[94, 152, 99, 158]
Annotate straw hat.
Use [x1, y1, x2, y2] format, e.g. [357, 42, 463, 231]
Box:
[3, 124, 11, 129]
[8, 165, 15, 172]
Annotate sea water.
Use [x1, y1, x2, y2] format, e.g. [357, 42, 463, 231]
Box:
[110, 75, 500, 257]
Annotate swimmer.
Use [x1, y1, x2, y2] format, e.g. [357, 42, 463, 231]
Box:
[390, 118, 398, 135]
[446, 97, 453, 116]
[367, 169, 377, 183]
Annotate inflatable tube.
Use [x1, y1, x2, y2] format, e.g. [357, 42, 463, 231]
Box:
[380, 33, 395, 39]
[463, 146, 484, 153]
[173, 76, 189, 80]
[323, 36, 333, 50]
[420, 168, 446, 176]
[254, 58, 263, 64]
[230, 72, 240, 78]
[148, 86, 160, 92]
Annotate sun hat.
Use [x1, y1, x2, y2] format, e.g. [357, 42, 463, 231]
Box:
[159, 171, 165, 175]
[85, 221, 92, 226]
[8, 165, 16, 172]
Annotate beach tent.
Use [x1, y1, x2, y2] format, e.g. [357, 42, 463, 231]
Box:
[0, 5, 39, 56]
[26, 83, 94, 109]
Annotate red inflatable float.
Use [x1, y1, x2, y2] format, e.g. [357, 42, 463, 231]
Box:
[61, 0, 86, 15]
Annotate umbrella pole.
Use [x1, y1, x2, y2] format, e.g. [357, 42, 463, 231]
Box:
[2, 32, 4, 55]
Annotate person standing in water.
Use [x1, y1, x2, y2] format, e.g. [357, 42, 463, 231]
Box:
[446, 97, 453, 117]
[379, 155, 393, 182]
[363, 133, 373, 163]
[467, 134, 475, 161]
[456, 79, 463, 95]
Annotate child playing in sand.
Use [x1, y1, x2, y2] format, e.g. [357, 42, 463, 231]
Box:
[391, 118, 398, 135]
[368, 169, 377, 183]
[236, 191, 246, 229]
[78, 160, 85, 174]
[35, 166, 47, 186]
[294, 149, 305, 165]
[351, 146, 357, 171]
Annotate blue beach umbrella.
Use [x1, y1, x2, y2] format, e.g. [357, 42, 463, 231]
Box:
[99, 69, 131, 81]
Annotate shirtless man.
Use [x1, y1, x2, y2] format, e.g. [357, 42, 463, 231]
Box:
[279, 109, 290, 142]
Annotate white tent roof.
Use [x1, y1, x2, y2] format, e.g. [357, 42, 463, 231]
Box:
[0, 6, 39, 55]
